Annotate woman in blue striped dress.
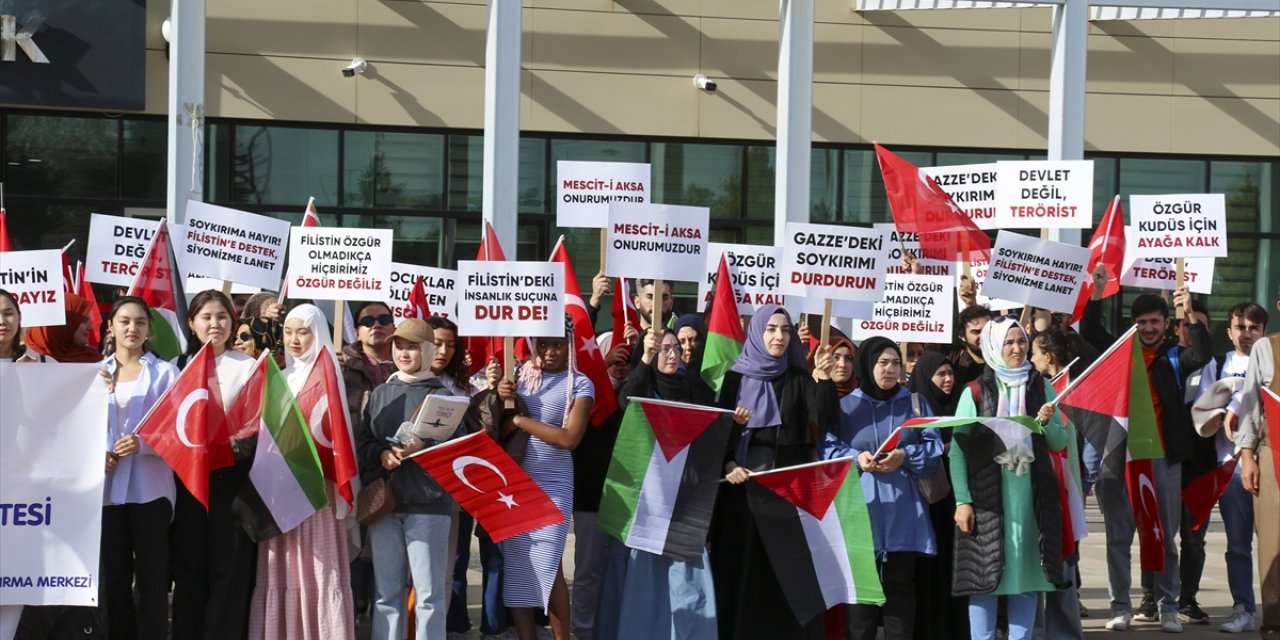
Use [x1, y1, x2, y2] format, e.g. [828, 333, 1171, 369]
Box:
[495, 325, 595, 640]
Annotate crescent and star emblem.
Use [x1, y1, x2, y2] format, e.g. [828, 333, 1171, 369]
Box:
[452, 455, 519, 509]
[175, 389, 208, 448]
[1136, 472, 1164, 543]
[308, 396, 334, 449]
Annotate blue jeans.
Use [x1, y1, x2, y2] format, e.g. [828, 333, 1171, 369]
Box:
[1095, 458, 1181, 615]
[971, 593, 1038, 640]
[446, 511, 507, 634]
[1220, 466, 1257, 613]
[1034, 563, 1083, 640]
[369, 511, 452, 640]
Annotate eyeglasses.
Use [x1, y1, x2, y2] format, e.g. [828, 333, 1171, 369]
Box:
[357, 314, 395, 328]
[658, 345, 683, 355]
[237, 331, 253, 343]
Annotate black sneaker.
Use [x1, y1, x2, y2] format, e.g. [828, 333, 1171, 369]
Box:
[1178, 601, 1210, 625]
[1133, 596, 1158, 622]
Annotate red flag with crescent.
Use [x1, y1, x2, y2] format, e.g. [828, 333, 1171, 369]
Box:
[411, 431, 564, 542]
[550, 235, 617, 425]
[295, 345, 359, 507]
[135, 342, 226, 510]
[1126, 457, 1165, 571]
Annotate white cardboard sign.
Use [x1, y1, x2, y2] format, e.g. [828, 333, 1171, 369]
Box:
[456, 261, 565, 338]
[982, 231, 1091, 314]
[181, 201, 290, 290]
[0, 250, 66, 327]
[781, 223, 890, 302]
[958, 259, 1022, 312]
[0, 363, 107, 605]
[920, 163, 1000, 229]
[848, 274, 954, 344]
[873, 224, 953, 278]
[1129, 194, 1227, 259]
[285, 227, 393, 301]
[696, 243, 786, 314]
[1120, 227, 1215, 294]
[605, 203, 709, 282]
[787, 296, 876, 320]
[556, 161, 651, 228]
[84, 213, 160, 287]
[387, 263, 458, 322]
[994, 160, 1094, 229]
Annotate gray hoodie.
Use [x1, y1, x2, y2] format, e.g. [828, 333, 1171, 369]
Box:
[357, 376, 458, 514]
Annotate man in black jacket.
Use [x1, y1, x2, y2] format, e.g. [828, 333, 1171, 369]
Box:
[1082, 285, 1211, 633]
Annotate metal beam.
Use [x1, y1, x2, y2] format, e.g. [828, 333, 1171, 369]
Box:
[775, 0, 815, 244]
[483, 0, 521, 256]
[857, 0, 1048, 11]
[166, 0, 206, 224]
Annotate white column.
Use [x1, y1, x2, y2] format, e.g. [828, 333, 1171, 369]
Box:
[1047, 0, 1088, 243]
[774, 0, 815, 244]
[165, 0, 205, 224]
[483, 0, 521, 255]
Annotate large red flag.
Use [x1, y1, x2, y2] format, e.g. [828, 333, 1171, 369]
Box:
[1126, 458, 1166, 571]
[77, 263, 103, 349]
[295, 345, 360, 507]
[0, 206, 12, 251]
[407, 275, 432, 321]
[1071, 195, 1126, 322]
[1183, 453, 1239, 532]
[135, 342, 226, 509]
[411, 431, 564, 542]
[280, 198, 321, 300]
[464, 221, 510, 375]
[610, 277, 638, 354]
[550, 236, 618, 425]
[874, 143, 991, 263]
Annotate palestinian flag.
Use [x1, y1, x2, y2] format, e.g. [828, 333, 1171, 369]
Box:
[127, 220, 187, 361]
[231, 355, 329, 542]
[700, 253, 745, 395]
[597, 398, 733, 561]
[745, 458, 884, 625]
[1057, 325, 1163, 460]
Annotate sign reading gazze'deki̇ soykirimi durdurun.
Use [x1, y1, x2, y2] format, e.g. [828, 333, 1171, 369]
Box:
[556, 161, 651, 228]
[920, 163, 999, 229]
[780, 223, 890, 302]
[456, 261, 565, 338]
[605, 203, 709, 281]
[286, 227, 393, 300]
[1129, 194, 1227, 259]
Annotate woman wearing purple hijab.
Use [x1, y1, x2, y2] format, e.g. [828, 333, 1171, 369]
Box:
[710, 307, 838, 640]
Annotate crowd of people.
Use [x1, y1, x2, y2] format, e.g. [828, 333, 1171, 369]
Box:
[0, 260, 1277, 640]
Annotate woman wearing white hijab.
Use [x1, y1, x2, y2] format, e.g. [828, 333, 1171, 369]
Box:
[948, 317, 1069, 640]
[247, 304, 356, 640]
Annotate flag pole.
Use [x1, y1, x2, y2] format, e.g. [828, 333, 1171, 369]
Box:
[1049, 357, 1080, 386]
[221, 280, 233, 296]
[719, 455, 857, 483]
[1174, 258, 1186, 320]
[61, 238, 76, 253]
[1051, 324, 1138, 407]
[332, 300, 345, 351]
[653, 277, 665, 331]
[599, 228, 608, 274]
[819, 298, 832, 350]
[503, 335, 516, 410]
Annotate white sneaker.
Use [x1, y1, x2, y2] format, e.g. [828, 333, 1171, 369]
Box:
[1105, 611, 1132, 630]
[1160, 611, 1183, 633]
[1220, 606, 1257, 633]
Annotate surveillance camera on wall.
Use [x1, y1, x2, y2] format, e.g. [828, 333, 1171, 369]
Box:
[342, 58, 368, 78]
[693, 74, 716, 92]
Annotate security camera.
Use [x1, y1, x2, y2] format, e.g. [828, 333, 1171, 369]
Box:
[693, 74, 717, 92]
[342, 58, 368, 78]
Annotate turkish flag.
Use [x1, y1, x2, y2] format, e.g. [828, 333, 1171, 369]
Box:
[411, 431, 564, 542]
[296, 345, 360, 507]
[875, 143, 991, 263]
[77, 263, 103, 349]
[407, 275, 432, 321]
[550, 236, 617, 425]
[1126, 458, 1166, 572]
[464, 220, 510, 375]
[0, 207, 12, 251]
[610, 277, 638, 354]
[135, 342, 226, 510]
[1071, 195, 1126, 322]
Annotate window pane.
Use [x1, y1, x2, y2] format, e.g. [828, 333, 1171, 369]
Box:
[454, 222, 540, 267]
[1211, 160, 1275, 233]
[933, 151, 1024, 165]
[519, 139, 547, 214]
[844, 148, 929, 224]
[1089, 157, 1118, 223]
[550, 139, 645, 164]
[1210, 160, 1279, 329]
[232, 126, 338, 207]
[745, 146, 775, 221]
[447, 135, 482, 212]
[343, 131, 444, 210]
[1118, 157, 1206, 196]
[744, 225, 775, 245]
[5, 115, 117, 198]
[811, 148, 840, 222]
[122, 120, 167, 201]
[0, 202, 105, 257]
[206, 122, 232, 202]
[343, 214, 443, 266]
[651, 142, 742, 219]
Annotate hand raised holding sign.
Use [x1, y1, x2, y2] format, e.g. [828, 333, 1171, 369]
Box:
[811, 344, 833, 382]
[1173, 285, 1195, 323]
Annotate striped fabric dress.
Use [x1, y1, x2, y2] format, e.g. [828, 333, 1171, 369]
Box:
[502, 369, 594, 610]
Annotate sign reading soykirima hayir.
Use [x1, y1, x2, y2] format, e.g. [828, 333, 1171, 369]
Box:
[181, 201, 291, 290]
[1, 363, 109, 606]
[982, 231, 1090, 314]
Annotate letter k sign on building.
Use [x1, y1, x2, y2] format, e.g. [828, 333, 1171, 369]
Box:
[1, 14, 50, 63]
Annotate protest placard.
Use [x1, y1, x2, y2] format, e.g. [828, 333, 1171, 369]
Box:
[982, 230, 1090, 314]
[605, 203, 709, 281]
[0, 250, 65, 327]
[1129, 194, 1227, 259]
[184, 276, 260, 295]
[556, 161, 651, 228]
[920, 163, 999, 229]
[284, 227, 393, 301]
[181, 201, 290, 290]
[1120, 227, 1214, 294]
[873, 224, 953, 277]
[456, 261, 565, 338]
[780, 223, 890, 302]
[848, 274, 954, 344]
[84, 213, 160, 287]
[1, 363, 107, 606]
[959, 259, 1021, 311]
[695, 243, 785, 314]
[994, 160, 1093, 229]
[787, 296, 875, 320]
[387, 263, 458, 322]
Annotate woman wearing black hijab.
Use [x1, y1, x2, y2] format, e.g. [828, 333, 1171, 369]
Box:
[908, 351, 960, 417]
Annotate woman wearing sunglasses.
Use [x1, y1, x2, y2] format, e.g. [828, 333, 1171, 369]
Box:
[342, 302, 398, 433]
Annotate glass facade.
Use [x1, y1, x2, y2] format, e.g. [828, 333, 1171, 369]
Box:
[2, 109, 1276, 340]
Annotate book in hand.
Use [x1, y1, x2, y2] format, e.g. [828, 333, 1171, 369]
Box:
[394, 394, 471, 444]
